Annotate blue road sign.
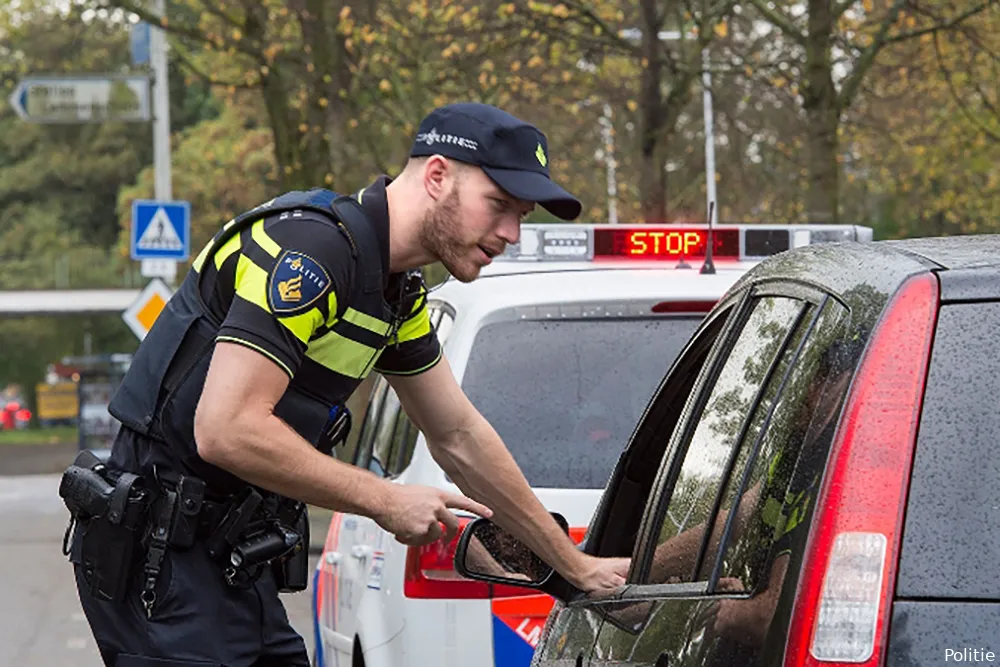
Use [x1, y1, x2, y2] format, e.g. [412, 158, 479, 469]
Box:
[131, 22, 151, 66]
[131, 200, 191, 261]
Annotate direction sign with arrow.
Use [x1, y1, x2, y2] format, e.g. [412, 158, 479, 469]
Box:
[8, 75, 151, 124]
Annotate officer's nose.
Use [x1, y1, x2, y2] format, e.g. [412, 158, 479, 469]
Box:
[496, 215, 521, 246]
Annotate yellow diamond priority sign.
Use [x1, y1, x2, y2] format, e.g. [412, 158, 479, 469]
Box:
[122, 278, 174, 340]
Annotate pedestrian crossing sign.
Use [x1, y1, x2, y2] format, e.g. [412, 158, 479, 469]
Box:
[131, 199, 190, 261]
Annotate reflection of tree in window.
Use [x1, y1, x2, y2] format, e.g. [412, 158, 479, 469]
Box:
[707, 304, 848, 591]
[651, 297, 804, 583]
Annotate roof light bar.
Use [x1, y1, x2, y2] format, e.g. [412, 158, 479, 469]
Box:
[499, 224, 873, 263]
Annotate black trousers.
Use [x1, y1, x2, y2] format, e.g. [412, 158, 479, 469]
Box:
[71, 429, 310, 666]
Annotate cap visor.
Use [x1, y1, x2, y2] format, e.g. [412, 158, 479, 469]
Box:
[482, 166, 582, 221]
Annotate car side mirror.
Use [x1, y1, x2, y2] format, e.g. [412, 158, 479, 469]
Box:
[454, 512, 570, 589]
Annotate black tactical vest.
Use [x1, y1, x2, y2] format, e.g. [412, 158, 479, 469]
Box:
[108, 189, 413, 490]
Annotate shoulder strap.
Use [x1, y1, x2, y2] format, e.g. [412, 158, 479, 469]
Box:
[194, 191, 357, 325]
[329, 195, 384, 297]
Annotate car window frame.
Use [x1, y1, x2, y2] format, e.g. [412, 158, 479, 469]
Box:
[352, 378, 390, 469]
[632, 294, 810, 588]
[581, 289, 748, 566]
[698, 297, 834, 593]
[685, 300, 819, 586]
[387, 410, 419, 476]
[368, 386, 403, 477]
[626, 281, 835, 597]
[361, 302, 455, 478]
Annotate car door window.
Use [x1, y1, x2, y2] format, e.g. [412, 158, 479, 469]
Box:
[352, 379, 389, 469]
[642, 296, 807, 585]
[369, 387, 402, 477]
[387, 411, 419, 476]
[588, 302, 737, 561]
[377, 304, 452, 477]
[698, 300, 849, 593]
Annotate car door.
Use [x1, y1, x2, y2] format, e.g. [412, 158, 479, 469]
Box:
[588, 288, 850, 667]
[532, 297, 741, 667]
[332, 303, 454, 660]
[324, 378, 390, 663]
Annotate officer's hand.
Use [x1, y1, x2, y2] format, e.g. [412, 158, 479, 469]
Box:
[376, 484, 493, 546]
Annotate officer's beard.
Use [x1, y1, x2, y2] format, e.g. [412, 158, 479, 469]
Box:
[420, 186, 479, 283]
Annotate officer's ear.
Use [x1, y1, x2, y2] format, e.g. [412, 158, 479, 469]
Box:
[422, 155, 454, 202]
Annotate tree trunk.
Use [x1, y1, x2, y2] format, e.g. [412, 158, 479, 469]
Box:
[803, 0, 840, 222]
[639, 0, 667, 222]
[248, 2, 334, 192]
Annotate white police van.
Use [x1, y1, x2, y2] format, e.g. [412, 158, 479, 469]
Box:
[310, 222, 872, 667]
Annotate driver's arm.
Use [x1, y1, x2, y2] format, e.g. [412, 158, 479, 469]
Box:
[648, 480, 762, 583]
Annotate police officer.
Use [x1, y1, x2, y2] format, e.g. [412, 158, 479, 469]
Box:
[64, 102, 630, 666]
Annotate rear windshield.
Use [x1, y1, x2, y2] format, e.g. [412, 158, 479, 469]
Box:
[896, 301, 1000, 599]
[461, 314, 703, 489]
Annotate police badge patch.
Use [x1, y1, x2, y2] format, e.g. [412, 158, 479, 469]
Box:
[268, 250, 331, 315]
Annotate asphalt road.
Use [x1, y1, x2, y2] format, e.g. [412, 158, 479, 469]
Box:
[0, 473, 321, 666]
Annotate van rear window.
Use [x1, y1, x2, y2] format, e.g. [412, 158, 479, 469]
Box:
[461, 314, 702, 489]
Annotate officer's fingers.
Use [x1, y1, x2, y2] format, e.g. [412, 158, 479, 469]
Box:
[436, 510, 459, 543]
[440, 492, 493, 519]
[418, 518, 442, 543]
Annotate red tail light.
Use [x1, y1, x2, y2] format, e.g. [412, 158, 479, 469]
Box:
[405, 522, 589, 600]
[405, 516, 490, 599]
[784, 273, 938, 667]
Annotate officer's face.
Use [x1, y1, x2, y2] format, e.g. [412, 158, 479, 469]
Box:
[421, 167, 533, 282]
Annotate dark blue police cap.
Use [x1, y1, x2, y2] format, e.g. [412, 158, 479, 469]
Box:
[410, 103, 582, 221]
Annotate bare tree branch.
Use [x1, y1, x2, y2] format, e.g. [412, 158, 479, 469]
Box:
[171, 47, 256, 90]
[932, 29, 1000, 141]
[559, 0, 641, 53]
[885, 0, 995, 44]
[747, 0, 807, 46]
[96, 0, 264, 60]
[836, 0, 908, 112]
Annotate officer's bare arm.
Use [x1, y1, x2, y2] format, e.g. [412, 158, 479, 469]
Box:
[194, 342, 490, 545]
[386, 357, 596, 588]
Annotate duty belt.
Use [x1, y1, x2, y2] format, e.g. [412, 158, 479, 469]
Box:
[141, 466, 305, 614]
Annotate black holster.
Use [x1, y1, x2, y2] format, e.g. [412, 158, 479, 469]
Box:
[59, 450, 150, 603]
[272, 506, 309, 593]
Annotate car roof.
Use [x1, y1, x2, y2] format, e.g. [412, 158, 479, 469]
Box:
[732, 234, 1000, 296]
[879, 234, 1000, 270]
[719, 234, 1000, 352]
[429, 262, 753, 313]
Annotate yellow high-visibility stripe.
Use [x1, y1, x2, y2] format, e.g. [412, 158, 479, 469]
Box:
[306, 330, 380, 379]
[214, 232, 242, 270]
[216, 336, 293, 378]
[234, 254, 269, 311]
[251, 219, 280, 258]
[278, 308, 324, 344]
[192, 239, 213, 272]
[395, 303, 431, 343]
[343, 308, 390, 335]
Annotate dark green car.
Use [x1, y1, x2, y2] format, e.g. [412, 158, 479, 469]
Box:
[456, 234, 1000, 667]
